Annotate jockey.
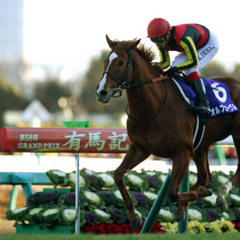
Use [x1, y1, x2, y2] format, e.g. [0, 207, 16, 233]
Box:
[147, 18, 219, 115]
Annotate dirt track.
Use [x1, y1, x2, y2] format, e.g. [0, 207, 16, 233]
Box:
[0, 218, 15, 234]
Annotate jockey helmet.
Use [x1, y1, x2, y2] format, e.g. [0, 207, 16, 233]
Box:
[147, 18, 172, 38]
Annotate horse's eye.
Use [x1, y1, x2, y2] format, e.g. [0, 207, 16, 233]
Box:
[118, 60, 124, 66]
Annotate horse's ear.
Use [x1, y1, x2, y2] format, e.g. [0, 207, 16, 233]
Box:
[129, 38, 141, 50]
[106, 35, 117, 48]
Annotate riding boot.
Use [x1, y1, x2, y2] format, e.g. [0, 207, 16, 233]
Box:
[188, 78, 211, 115]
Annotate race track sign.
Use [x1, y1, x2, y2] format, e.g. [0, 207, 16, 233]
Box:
[0, 127, 130, 153]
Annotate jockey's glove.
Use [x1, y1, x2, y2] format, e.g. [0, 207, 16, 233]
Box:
[165, 67, 179, 77]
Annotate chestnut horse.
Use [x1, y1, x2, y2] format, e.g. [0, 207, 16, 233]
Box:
[96, 35, 240, 228]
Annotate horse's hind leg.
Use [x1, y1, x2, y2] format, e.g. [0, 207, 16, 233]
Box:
[175, 146, 212, 221]
[168, 149, 213, 222]
[216, 138, 240, 213]
[114, 143, 150, 229]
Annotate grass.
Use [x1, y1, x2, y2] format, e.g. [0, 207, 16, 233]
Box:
[0, 233, 240, 240]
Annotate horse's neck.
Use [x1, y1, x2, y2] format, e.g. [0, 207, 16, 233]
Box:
[126, 56, 164, 117]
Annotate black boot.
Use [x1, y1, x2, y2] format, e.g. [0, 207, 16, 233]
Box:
[188, 78, 210, 115]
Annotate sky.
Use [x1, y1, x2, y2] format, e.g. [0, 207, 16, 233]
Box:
[23, 0, 240, 79]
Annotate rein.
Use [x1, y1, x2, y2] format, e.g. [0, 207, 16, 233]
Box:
[126, 79, 169, 121]
[104, 46, 169, 121]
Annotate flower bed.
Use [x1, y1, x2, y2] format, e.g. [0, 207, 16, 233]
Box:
[6, 169, 240, 234]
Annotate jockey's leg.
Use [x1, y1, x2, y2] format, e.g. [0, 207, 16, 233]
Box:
[171, 31, 219, 115]
[188, 72, 211, 115]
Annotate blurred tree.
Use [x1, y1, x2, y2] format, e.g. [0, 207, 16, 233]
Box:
[0, 60, 32, 97]
[0, 78, 29, 127]
[79, 50, 127, 115]
[231, 64, 240, 80]
[200, 61, 230, 77]
[34, 78, 72, 112]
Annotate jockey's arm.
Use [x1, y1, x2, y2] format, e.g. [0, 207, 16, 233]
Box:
[158, 48, 170, 69]
[175, 37, 199, 72]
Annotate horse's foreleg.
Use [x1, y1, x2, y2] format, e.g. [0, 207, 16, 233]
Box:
[114, 143, 150, 229]
[167, 151, 192, 221]
[176, 146, 211, 219]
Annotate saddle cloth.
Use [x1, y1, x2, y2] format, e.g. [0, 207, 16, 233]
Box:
[171, 77, 239, 150]
[172, 77, 238, 118]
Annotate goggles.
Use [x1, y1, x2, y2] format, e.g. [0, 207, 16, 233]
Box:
[151, 35, 168, 43]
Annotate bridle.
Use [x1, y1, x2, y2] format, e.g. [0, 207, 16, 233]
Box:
[103, 46, 169, 121]
[103, 46, 134, 98]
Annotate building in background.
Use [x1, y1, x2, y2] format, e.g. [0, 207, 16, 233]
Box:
[0, 0, 24, 62]
[0, 0, 30, 96]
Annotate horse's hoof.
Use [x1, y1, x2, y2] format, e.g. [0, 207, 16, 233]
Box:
[198, 186, 213, 197]
[216, 195, 228, 214]
[173, 212, 186, 222]
[206, 188, 213, 197]
[130, 216, 142, 229]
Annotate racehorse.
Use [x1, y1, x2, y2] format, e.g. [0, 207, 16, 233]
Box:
[95, 35, 240, 228]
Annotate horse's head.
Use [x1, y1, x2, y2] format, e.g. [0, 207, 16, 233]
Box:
[96, 35, 141, 104]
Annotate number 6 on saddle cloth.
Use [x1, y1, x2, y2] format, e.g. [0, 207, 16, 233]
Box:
[172, 73, 238, 150]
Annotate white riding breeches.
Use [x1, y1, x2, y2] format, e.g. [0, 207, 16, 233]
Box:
[171, 32, 219, 75]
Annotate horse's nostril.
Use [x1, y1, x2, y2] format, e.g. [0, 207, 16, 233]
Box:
[99, 89, 108, 97]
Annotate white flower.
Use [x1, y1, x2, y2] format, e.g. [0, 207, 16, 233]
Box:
[52, 170, 66, 177]
[42, 208, 59, 217]
[204, 193, 217, 206]
[84, 191, 100, 204]
[230, 194, 240, 202]
[68, 173, 85, 188]
[114, 190, 123, 201]
[159, 209, 172, 218]
[126, 174, 143, 186]
[188, 209, 202, 221]
[94, 209, 111, 222]
[84, 169, 94, 175]
[94, 209, 110, 218]
[69, 172, 76, 184]
[218, 175, 228, 184]
[229, 194, 240, 207]
[145, 171, 156, 176]
[79, 176, 85, 188]
[98, 173, 115, 187]
[222, 212, 230, 220]
[159, 174, 167, 183]
[189, 174, 197, 186]
[63, 209, 76, 221]
[12, 207, 28, 214]
[143, 191, 157, 201]
[159, 209, 173, 222]
[29, 208, 42, 216]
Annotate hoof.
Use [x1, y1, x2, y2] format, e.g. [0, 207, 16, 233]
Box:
[216, 195, 228, 214]
[130, 216, 142, 229]
[173, 212, 186, 222]
[198, 186, 213, 197]
[206, 188, 213, 197]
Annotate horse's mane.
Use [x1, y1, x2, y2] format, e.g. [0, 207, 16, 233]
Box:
[136, 44, 163, 76]
[112, 39, 163, 76]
